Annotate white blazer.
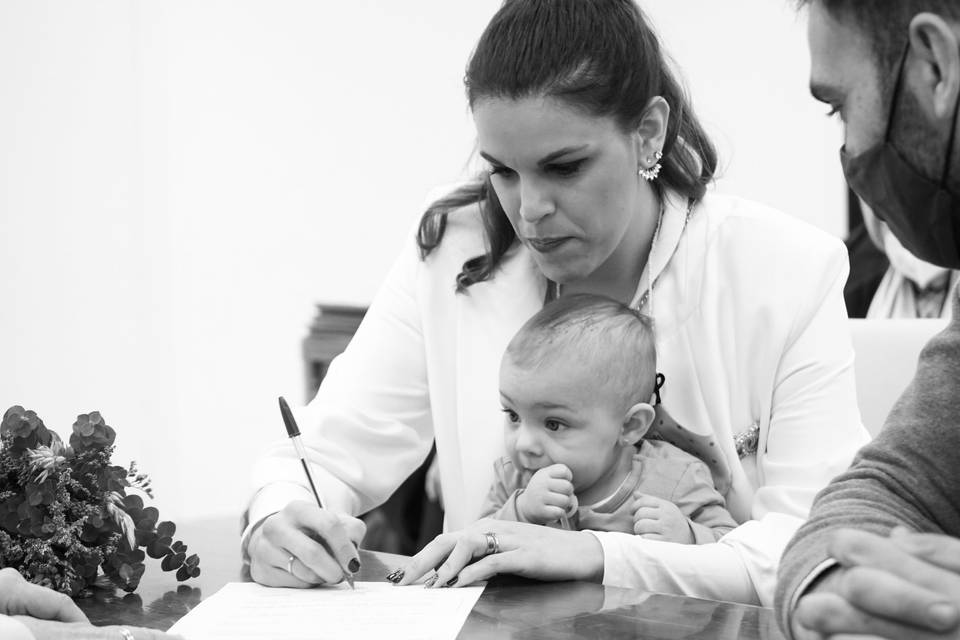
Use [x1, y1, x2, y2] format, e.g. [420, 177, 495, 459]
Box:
[247, 191, 869, 607]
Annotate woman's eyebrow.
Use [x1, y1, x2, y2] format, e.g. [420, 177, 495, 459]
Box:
[479, 145, 589, 168]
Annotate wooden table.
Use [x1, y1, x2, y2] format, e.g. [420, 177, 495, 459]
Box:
[77, 516, 786, 639]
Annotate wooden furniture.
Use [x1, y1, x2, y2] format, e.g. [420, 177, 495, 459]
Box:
[301, 303, 366, 398]
[77, 516, 786, 639]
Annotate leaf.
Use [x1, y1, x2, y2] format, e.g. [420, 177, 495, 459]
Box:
[119, 563, 135, 583]
[137, 507, 159, 530]
[161, 552, 185, 571]
[156, 521, 175, 538]
[146, 536, 172, 559]
[122, 494, 144, 512]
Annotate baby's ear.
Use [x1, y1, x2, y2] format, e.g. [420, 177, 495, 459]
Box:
[621, 402, 656, 445]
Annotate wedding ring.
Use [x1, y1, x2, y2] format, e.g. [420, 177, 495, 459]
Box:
[118, 628, 135, 640]
[287, 555, 296, 575]
[483, 531, 500, 556]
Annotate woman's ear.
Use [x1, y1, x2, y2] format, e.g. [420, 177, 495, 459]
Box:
[635, 96, 670, 171]
[621, 402, 656, 445]
[908, 13, 960, 121]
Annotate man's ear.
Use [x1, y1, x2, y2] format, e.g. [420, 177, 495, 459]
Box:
[908, 13, 960, 121]
[635, 96, 670, 172]
[621, 402, 656, 446]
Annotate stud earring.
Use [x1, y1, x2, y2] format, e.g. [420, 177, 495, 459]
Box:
[638, 150, 663, 181]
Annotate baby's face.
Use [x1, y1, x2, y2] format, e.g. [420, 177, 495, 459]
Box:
[499, 354, 627, 501]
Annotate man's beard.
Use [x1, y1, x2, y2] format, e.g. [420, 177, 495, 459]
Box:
[891, 85, 960, 192]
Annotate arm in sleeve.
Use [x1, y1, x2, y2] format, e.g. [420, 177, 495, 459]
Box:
[775, 298, 960, 636]
[595, 238, 869, 607]
[671, 462, 739, 545]
[478, 458, 531, 523]
[243, 226, 434, 553]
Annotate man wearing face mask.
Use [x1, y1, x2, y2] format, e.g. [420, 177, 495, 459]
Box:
[776, 2, 960, 640]
[860, 198, 959, 319]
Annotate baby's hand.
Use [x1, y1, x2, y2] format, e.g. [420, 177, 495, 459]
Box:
[516, 464, 577, 525]
[631, 493, 693, 543]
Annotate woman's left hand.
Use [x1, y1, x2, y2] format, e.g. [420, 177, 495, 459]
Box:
[389, 518, 604, 588]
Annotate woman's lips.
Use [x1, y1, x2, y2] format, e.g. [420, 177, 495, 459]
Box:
[526, 237, 571, 253]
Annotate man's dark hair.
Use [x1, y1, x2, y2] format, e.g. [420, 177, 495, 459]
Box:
[797, 1, 960, 95]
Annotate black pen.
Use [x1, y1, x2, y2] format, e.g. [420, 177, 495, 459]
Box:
[278, 396, 356, 589]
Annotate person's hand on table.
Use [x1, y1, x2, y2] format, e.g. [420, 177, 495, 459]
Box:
[516, 464, 577, 525]
[386, 518, 604, 588]
[247, 499, 366, 587]
[0, 567, 87, 622]
[0, 567, 179, 639]
[13, 618, 179, 639]
[792, 528, 960, 639]
[631, 493, 693, 543]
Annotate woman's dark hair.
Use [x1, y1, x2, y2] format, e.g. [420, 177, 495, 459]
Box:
[417, 0, 718, 292]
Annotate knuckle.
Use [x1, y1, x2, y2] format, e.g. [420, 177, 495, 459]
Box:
[301, 545, 332, 569]
[839, 568, 870, 602]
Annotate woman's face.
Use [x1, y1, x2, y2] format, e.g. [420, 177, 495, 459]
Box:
[473, 95, 647, 285]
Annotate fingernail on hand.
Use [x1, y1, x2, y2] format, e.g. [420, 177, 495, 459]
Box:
[385, 568, 404, 584]
[348, 558, 361, 573]
[445, 576, 458, 587]
[929, 603, 958, 629]
[424, 574, 438, 588]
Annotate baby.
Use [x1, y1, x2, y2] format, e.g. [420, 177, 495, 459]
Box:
[480, 293, 737, 543]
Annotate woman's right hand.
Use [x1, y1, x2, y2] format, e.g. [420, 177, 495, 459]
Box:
[247, 500, 366, 587]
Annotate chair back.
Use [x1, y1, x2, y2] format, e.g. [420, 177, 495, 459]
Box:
[849, 318, 950, 437]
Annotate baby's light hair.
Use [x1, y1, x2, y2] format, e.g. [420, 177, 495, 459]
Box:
[504, 293, 657, 410]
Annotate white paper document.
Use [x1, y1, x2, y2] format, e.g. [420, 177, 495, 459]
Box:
[167, 581, 486, 640]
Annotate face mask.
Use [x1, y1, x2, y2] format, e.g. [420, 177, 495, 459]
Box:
[841, 44, 960, 269]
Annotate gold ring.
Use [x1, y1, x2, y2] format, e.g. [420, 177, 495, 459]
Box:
[118, 628, 135, 640]
[287, 555, 296, 575]
[483, 531, 500, 556]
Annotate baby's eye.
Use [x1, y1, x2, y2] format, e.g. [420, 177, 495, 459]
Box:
[544, 420, 564, 432]
[502, 408, 520, 424]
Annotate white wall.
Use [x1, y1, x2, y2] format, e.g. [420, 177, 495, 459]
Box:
[1, 1, 843, 522]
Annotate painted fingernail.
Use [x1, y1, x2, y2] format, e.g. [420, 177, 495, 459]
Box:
[385, 568, 404, 583]
[445, 576, 458, 587]
[424, 574, 438, 588]
[348, 558, 361, 573]
[930, 603, 958, 628]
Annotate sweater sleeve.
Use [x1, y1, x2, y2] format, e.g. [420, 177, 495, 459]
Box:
[243, 226, 434, 554]
[672, 462, 739, 544]
[775, 294, 960, 637]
